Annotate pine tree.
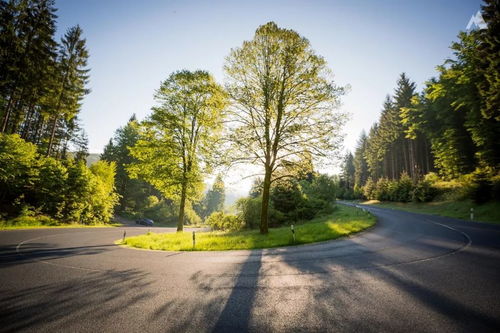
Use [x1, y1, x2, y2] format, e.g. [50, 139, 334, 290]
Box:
[354, 131, 369, 187]
[0, 0, 57, 134]
[46, 25, 89, 156]
[203, 174, 225, 218]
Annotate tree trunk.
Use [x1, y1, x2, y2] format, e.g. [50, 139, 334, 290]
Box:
[402, 139, 409, 177]
[177, 180, 187, 232]
[260, 165, 272, 234]
[21, 104, 35, 139]
[1, 93, 15, 133]
[46, 115, 58, 157]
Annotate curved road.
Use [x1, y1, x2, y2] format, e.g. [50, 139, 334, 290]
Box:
[1, 205, 500, 332]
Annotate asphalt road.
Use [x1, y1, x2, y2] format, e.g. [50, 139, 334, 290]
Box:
[1, 205, 500, 333]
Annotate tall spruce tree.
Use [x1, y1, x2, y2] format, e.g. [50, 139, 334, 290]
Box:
[353, 131, 369, 187]
[202, 174, 225, 218]
[46, 25, 89, 156]
[0, 0, 57, 134]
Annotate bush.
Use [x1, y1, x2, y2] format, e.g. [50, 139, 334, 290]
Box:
[392, 173, 413, 202]
[374, 178, 391, 201]
[237, 197, 262, 229]
[0, 134, 119, 224]
[0, 134, 39, 213]
[467, 169, 493, 204]
[412, 180, 437, 202]
[206, 211, 243, 231]
[363, 178, 376, 200]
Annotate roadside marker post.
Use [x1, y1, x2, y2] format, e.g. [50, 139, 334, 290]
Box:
[291, 224, 296, 243]
[470, 208, 474, 221]
[193, 231, 196, 249]
[122, 230, 126, 243]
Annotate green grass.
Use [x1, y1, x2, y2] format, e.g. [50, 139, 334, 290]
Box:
[0, 215, 120, 230]
[120, 204, 375, 251]
[361, 199, 500, 224]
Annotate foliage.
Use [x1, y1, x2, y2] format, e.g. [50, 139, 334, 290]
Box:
[0, 1, 90, 158]
[237, 171, 338, 229]
[348, 2, 500, 205]
[123, 204, 375, 251]
[101, 114, 160, 213]
[411, 180, 438, 203]
[353, 131, 369, 188]
[128, 70, 227, 231]
[224, 21, 346, 233]
[199, 174, 225, 219]
[362, 199, 500, 225]
[0, 133, 38, 213]
[0, 133, 118, 224]
[205, 211, 243, 231]
[236, 196, 263, 229]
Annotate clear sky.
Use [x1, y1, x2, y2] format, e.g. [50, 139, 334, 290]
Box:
[55, 0, 482, 198]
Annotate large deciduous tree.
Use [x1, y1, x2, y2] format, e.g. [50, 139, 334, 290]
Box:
[224, 22, 346, 234]
[128, 70, 227, 231]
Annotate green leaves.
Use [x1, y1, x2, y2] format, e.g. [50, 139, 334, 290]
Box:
[0, 133, 118, 223]
[127, 70, 227, 230]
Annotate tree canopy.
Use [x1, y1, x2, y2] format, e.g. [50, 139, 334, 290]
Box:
[224, 21, 346, 233]
[128, 70, 227, 231]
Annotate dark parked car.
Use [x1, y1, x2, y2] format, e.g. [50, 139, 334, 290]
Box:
[135, 218, 154, 226]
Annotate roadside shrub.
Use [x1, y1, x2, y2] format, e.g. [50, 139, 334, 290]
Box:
[0, 134, 39, 213]
[374, 178, 391, 201]
[392, 173, 414, 202]
[142, 199, 177, 224]
[363, 178, 376, 200]
[307, 174, 338, 202]
[412, 180, 437, 202]
[206, 211, 243, 231]
[467, 169, 494, 204]
[0, 134, 119, 224]
[353, 185, 365, 200]
[491, 173, 500, 201]
[237, 196, 262, 229]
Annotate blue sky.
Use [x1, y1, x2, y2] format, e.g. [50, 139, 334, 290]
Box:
[55, 0, 482, 196]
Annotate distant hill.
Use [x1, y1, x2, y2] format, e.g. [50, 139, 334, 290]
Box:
[86, 153, 101, 166]
[66, 152, 101, 166]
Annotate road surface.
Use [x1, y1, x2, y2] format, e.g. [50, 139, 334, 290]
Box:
[1, 205, 500, 332]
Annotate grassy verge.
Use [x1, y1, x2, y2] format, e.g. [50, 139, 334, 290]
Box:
[0, 215, 120, 230]
[120, 204, 375, 251]
[360, 199, 500, 224]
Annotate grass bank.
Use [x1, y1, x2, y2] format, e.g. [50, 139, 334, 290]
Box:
[361, 200, 500, 224]
[0, 215, 120, 230]
[120, 204, 375, 251]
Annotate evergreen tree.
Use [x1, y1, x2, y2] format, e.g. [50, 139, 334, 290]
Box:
[0, 0, 57, 134]
[202, 174, 225, 218]
[101, 114, 159, 212]
[353, 131, 369, 187]
[341, 152, 355, 190]
[46, 25, 89, 156]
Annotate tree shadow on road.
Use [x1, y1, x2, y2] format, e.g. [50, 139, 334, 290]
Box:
[0, 269, 154, 332]
[0, 243, 116, 267]
[211, 251, 262, 332]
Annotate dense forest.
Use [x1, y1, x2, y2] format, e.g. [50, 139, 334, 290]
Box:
[338, 0, 499, 204]
[0, 0, 116, 225]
